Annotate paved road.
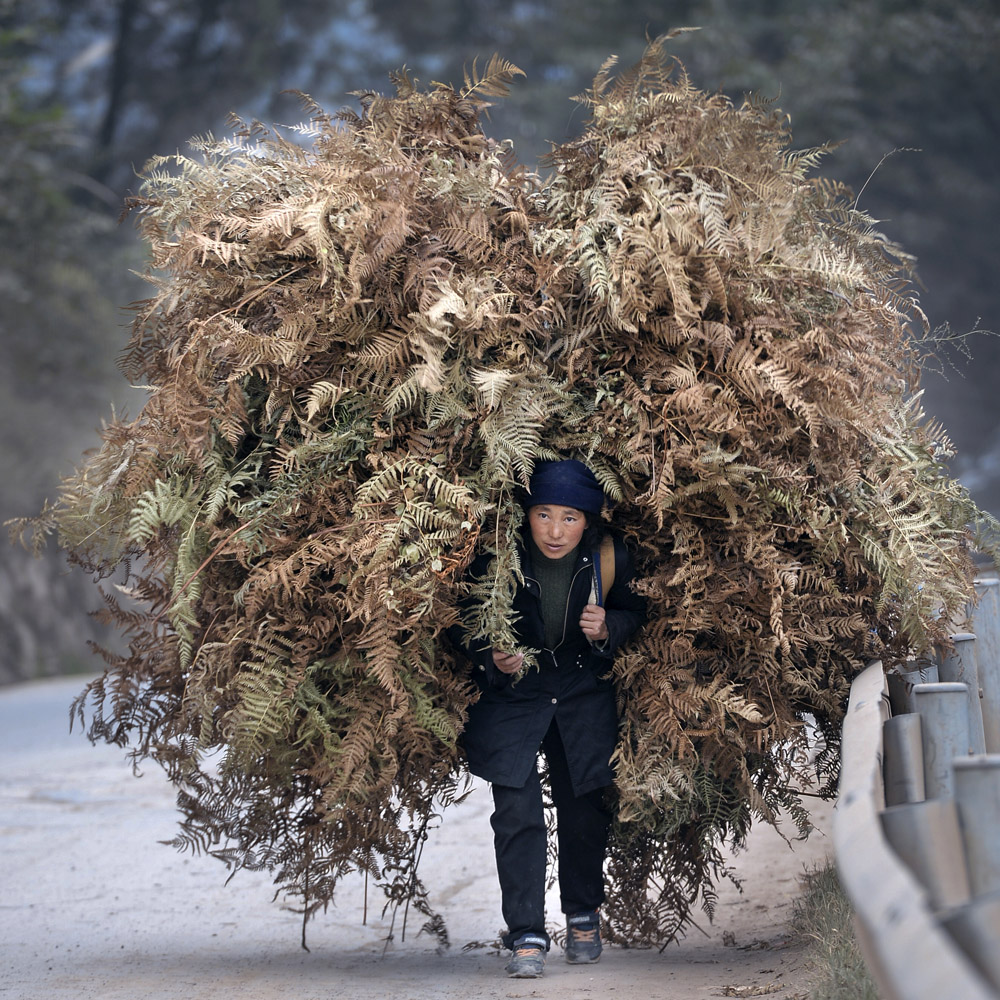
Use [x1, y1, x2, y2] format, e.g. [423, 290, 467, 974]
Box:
[1, 675, 832, 1000]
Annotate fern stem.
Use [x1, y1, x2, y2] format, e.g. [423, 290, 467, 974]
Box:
[151, 518, 256, 626]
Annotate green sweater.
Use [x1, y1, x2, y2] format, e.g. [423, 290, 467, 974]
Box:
[530, 540, 578, 649]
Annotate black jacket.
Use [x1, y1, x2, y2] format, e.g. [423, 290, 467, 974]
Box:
[449, 536, 646, 794]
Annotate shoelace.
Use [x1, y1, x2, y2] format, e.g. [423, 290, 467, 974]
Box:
[570, 927, 598, 943]
[514, 946, 543, 957]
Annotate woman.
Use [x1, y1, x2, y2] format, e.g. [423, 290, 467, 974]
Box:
[450, 459, 646, 978]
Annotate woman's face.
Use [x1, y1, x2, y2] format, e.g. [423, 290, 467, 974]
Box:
[528, 504, 588, 559]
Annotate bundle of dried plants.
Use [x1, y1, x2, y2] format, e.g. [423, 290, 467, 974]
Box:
[12, 37, 994, 947]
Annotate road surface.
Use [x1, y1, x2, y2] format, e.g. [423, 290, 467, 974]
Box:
[1, 675, 832, 999]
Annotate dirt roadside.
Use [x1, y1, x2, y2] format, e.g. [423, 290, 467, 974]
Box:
[1, 675, 832, 1000]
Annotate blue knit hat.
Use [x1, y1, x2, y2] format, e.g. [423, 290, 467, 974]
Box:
[525, 460, 605, 515]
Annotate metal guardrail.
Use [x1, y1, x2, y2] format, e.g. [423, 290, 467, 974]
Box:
[834, 661, 996, 999]
[834, 577, 1000, 999]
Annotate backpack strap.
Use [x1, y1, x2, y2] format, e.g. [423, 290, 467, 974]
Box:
[589, 535, 616, 606]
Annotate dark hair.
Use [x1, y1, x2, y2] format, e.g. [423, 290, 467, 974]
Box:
[581, 516, 602, 551]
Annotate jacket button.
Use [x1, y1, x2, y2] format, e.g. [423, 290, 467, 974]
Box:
[479, 664, 486, 671]
[551, 697, 558, 704]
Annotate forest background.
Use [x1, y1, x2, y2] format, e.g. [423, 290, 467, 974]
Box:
[2, 0, 998, 684]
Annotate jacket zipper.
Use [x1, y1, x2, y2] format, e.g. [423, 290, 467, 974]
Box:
[524, 558, 592, 656]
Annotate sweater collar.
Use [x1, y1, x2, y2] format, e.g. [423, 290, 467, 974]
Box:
[528, 538, 580, 568]
[522, 538, 591, 581]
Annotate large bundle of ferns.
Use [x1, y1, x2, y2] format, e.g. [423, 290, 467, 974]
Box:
[15, 35, 992, 946]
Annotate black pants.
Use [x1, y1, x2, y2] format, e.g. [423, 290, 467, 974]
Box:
[490, 720, 612, 950]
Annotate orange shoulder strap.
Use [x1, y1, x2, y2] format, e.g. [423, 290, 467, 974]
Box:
[599, 535, 615, 600]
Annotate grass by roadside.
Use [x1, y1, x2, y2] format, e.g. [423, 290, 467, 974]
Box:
[791, 862, 880, 1000]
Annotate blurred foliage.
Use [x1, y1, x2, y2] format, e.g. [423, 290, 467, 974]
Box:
[0, 0, 134, 681]
[26, 0, 352, 189]
[1, 1, 121, 509]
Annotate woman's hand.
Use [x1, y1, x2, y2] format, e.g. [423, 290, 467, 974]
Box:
[579, 603, 608, 642]
[492, 650, 525, 674]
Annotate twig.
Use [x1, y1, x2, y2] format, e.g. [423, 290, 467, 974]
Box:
[853, 147, 921, 210]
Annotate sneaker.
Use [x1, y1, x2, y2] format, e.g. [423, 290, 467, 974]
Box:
[505, 934, 547, 978]
[565, 909, 602, 964]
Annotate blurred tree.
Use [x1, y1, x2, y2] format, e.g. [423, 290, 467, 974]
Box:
[28, 0, 386, 195]
[0, 0, 134, 680]
[0, 2, 129, 510]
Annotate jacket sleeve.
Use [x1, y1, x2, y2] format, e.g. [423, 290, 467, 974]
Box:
[592, 537, 647, 660]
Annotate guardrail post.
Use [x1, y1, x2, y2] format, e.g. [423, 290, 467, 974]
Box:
[880, 799, 971, 910]
[886, 659, 939, 716]
[942, 749, 1000, 994]
[883, 713, 925, 805]
[912, 682, 974, 799]
[939, 633, 987, 755]
[941, 893, 1000, 991]
[954, 755, 1000, 897]
[972, 578, 1000, 753]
